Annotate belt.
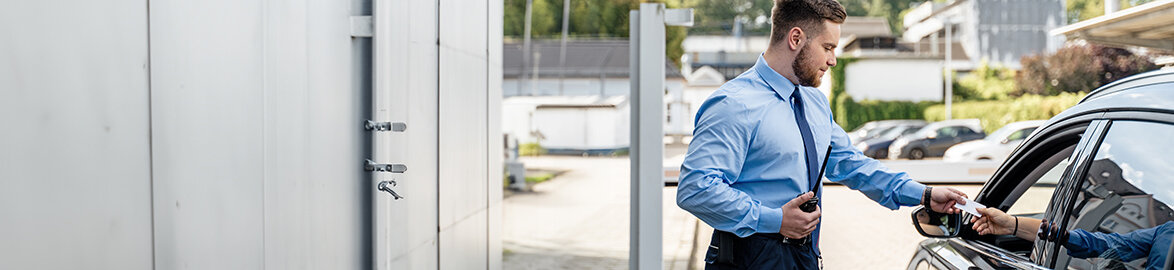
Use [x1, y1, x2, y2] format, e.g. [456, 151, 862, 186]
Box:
[749, 232, 811, 246]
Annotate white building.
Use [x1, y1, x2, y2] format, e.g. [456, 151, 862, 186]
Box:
[502, 96, 630, 153]
[503, 40, 685, 151]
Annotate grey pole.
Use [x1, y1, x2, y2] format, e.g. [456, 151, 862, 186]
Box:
[523, 0, 533, 95]
[944, 20, 953, 120]
[630, 4, 691, 269]
[558, 0, 570, 95]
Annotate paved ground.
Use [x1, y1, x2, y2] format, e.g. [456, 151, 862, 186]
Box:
[503, 155, 982, 269]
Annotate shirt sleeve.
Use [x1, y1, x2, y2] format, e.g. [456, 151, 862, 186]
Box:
[1065, 226, 1159, 261]
[824, 118, 926, 209]
[675, 95, 783, 238]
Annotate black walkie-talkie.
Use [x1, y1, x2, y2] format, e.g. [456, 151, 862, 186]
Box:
[800, 145, 833, 213]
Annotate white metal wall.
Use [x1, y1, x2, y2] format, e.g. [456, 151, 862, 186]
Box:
[148, 0, 368, 268]
[0, 1, 154, 269]
[1, 0, 502, 268]
[436, 0, 504, 268]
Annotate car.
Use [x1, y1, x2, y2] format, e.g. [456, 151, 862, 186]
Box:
[906, 69, 1174, 270]
[854, 123, 926, 159]
[943, 120, 1045, 162]
[847, 119, 927, 143]
[888, 119, 986, 160]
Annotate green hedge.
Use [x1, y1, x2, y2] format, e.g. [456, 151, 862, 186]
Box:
[924, 92, 1086, 133]
[834, 95, 938, 132]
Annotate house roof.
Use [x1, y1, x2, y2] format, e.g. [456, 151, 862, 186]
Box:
[503, 39, 683, 79]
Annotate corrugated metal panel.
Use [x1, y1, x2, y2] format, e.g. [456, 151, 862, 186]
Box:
[0, 1, 154, 269]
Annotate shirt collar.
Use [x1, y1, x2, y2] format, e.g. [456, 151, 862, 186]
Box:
[752, 54, 800, 101]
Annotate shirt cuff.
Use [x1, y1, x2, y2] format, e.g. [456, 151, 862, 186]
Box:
[899, 181, 929, 207]
[755, 206, 784, 235]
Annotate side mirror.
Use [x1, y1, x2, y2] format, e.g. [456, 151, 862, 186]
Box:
[911, 206, 962, 238]
[926, 133, 937, 139]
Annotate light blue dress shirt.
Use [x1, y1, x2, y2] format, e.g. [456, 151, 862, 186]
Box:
[676, 55, 928, 247]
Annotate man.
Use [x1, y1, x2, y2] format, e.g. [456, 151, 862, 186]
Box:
[675, 0, 968, 269]
[972, 207, 1174, 269]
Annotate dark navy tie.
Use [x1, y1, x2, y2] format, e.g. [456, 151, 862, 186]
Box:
[790, 87, 819, 192]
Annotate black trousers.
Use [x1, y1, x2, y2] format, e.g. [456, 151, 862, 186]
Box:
[704, 230, 820, 270]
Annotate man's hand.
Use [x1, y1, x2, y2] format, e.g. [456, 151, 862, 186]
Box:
[929, 187, 967, 214]
[970, 207, 1016, 235]
[779, 192, 821, 239]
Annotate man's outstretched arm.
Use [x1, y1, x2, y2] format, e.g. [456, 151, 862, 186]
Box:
[824, 119, 966, 212]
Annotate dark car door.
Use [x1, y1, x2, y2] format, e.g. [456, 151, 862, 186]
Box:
[909, 118, 1097, 270]
[1035, 117, 1174, 270]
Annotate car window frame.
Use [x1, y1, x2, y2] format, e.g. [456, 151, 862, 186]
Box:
[938, 113, 1096, 270]
[1045, 112, 1174, 269]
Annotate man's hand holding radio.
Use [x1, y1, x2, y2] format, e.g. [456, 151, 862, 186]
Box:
[779, 191, 821, 239]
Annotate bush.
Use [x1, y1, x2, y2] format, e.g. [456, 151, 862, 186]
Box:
[924, 92, 1085, 133]
[830, 56, 939, 131]
[834, 95, 938, 132]
[519, 142, 546, 156]
[1016, 44, 1158, 96]
[954, 61, 1017, 101]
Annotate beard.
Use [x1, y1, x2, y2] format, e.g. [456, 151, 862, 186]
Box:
[791, 44, 823, 87]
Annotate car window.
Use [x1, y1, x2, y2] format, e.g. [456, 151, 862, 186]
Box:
[1005, 154, 1070, 217]
[937, 127, 958, 138]
[1007, 128, 1036, 142]
[1059, 121, 1174, 270]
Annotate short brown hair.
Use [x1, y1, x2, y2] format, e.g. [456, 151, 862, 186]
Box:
[769, 0, 846, 46]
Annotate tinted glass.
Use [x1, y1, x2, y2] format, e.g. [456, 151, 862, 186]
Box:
[1060, 121, 1174, 270]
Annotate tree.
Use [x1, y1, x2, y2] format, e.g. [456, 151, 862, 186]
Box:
[1015, 44, 1158, 96]
[503, 0, 687, 66]
[1067, 0, 1157, 24]
[685, 0, 773, 35]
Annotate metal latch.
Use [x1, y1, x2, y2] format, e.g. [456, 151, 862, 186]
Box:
[365, 159, 407, 173]
[364, 120, 407, 132]
[377, 180, 404, 200]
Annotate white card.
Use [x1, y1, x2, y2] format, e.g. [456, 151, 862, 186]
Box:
[954, 198, 986, 217]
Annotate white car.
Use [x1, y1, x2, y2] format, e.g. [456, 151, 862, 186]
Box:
[943, 120, 1045, 162]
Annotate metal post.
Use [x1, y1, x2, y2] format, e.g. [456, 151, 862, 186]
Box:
[522, 0, 533, 95]
[628, 6, 660, 270]
[558, 0, 570, 95]
[944, 21, 952, 120]
[631, 5, 690, 269]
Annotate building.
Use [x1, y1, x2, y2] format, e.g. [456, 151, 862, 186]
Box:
[502, 40, 685, 150]
[902, 0, 1067, 70]
[502, 96, 630, 154]
[503, 39, 684, 97]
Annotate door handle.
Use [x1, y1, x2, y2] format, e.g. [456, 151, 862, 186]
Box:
[377, 180, 404, 200]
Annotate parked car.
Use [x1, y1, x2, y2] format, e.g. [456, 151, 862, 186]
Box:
[853, 123, 926, 159]
[943, 120, 1045, 162]
[907, 69, 1174, 270]
[847, 119, 927, 143]
[888, 119, 986, 160]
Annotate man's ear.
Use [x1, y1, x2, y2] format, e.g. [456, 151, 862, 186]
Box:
[787, 27, 806, 51]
